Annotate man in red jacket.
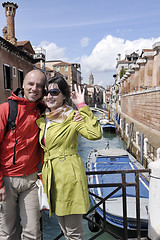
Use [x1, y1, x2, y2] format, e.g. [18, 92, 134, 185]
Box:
[0, 69, 46, 240]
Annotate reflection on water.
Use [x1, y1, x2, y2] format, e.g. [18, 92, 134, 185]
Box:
[42, 131, 128, 240]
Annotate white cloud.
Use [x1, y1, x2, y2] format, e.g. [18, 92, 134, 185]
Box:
[80, 35, 160, 85]
[37, 35, 160, 86]
[80, 37, 90, 47]
[37, 41, 66, 61]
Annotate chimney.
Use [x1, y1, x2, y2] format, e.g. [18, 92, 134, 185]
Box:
[2, 2, 18, 46]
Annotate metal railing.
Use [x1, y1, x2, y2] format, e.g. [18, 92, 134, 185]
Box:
[51, 168, 150, 240]
[84, 169, 150, 240]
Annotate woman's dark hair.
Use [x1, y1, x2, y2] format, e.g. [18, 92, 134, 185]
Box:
[45, 73, 70, 104]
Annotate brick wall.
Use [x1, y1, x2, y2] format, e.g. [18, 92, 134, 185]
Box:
[121, 90, 160, 131]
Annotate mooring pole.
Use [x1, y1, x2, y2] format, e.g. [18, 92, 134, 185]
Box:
[140, 133, 144, 166]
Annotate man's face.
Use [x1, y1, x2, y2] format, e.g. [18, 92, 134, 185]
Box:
[23, 71, 45, 102]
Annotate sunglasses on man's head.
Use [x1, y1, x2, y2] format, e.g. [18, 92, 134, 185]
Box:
[44, 89, 61, 96]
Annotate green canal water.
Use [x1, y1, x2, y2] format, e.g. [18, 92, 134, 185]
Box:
[42, 130, 128, 240]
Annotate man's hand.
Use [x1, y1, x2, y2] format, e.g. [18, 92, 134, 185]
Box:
[0, 186, 6, 201]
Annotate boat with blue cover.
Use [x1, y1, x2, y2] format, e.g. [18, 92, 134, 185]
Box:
[101, 121, 116, 133]
[99, 117, 116, 133]
[86, 148, 149, 231]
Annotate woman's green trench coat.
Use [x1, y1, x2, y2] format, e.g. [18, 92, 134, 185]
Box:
[36, 105, 102, 217]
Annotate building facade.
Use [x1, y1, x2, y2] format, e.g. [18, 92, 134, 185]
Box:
[111, 42, 160, 151]
[0, 36, 36, 103]
[0, 2, 46, 103]
[45, 60, 82, 91]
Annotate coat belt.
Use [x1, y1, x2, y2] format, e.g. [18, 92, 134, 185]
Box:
[44, 148, 78, 162]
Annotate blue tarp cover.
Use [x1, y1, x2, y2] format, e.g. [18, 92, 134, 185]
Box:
[92, 155, 149, 199]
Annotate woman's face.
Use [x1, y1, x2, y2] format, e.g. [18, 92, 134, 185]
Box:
[44, 83, 65, 111]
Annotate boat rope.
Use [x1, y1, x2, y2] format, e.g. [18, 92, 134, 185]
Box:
[150, 175, 160, 180]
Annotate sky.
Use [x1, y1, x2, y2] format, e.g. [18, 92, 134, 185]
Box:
[1, 0, 160, 87]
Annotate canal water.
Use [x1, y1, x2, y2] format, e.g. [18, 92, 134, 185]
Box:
[42, 126, 127, 240]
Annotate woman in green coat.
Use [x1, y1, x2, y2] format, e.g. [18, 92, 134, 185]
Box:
[36, 74, 102, 239]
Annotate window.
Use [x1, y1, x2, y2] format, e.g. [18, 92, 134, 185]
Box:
[3, 64, 12, 89]
[13, 66, 16, 77]
[56, 66, 60, 72]
[18, 69, 24, 88]
[65, 66, 68, 72]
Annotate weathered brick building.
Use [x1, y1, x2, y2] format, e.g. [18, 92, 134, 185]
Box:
[45, 60, 82, 91]
[112, 42, 160, 149]
[0, 2, 38, 103]
[0, 36, 36, 103]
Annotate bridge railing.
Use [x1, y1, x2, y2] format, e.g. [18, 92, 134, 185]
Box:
[84, 168, 150, 240]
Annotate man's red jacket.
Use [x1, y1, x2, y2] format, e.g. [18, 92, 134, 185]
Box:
[0, 89, 44, 188]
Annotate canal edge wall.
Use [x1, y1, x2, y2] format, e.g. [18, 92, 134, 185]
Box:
[111, 110, 160, 168]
